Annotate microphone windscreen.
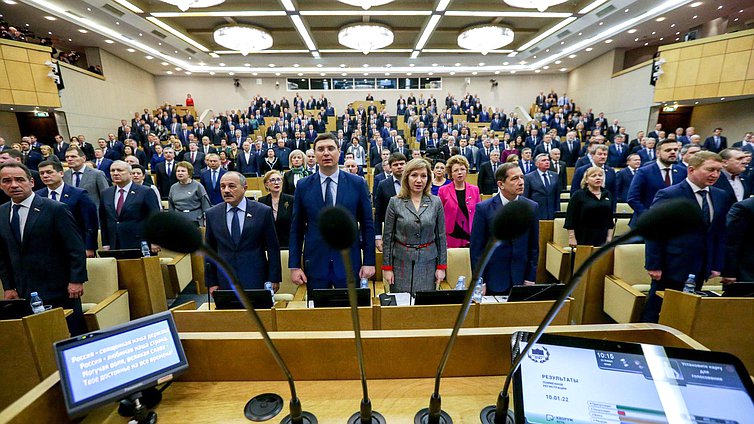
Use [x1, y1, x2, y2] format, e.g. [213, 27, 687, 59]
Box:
[634, 198, 703, 240]
[493, 200, 535, 241]
[144, 211, 203, 254]
[318, 206, 358, 250]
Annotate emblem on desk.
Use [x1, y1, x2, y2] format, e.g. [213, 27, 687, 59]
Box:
[527, 346, 550, 363]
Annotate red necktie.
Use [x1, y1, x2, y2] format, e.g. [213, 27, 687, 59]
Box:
[116, 188, 125, 215]
[663, 168, 671, 186]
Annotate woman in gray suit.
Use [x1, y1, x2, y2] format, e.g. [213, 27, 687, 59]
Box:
[382, 158, 448, 294]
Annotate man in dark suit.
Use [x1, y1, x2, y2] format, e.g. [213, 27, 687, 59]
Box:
[374, 152, 406, 251]
[477, 150, 501, 195]
[627, 139, 687, 226]
[289, 134, 376, 291]
[236, 140, 257, 176]
[209, 122, 226, 145]
[607, 134, 629, 168]
[642, 151, 734, 322]
[92, 148, 114, 183]
[615, 153, 641, 203]
[52, 135, 70, 161]
[37, 160, 98, 258]
[532, 134, 559, 158]
[63, 147, 109, 212]
[524, 129, 541, 150]
[19, 139, 43, 171]
[549, 148, 568, 191]
[722, 197, 754, 284]
[471, 163, 539, 295]
[637, 137, 657, 166]
[200, 136, 217, 156]
[714, 148, 750, 202]
[154, 147, 178, 200]
[703, 127, 727, 153]
[0, 162, 88, 335]
[570, 145, 617, 209]
[205, 171, 281, 293]
[200, 154, 226, 205]
[97, 138, 120, 161]
[518, 148, 535, 174]
[523, 153, 560, 220]
[183, 142, 206, 177]
[99, 160, 161, 251]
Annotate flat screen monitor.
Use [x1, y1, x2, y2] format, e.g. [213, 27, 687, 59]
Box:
[512, 332, 754, 424]
[507, 284, 565, 302]
[0, 299, 33, 320]
[722, 282, 754, 297]
[413, 289, 466, 305]
[212, 289, 274, 310]
[311, 288, 370, 308]
[54, 311, 188, 417]
[97, 249, 143, 260]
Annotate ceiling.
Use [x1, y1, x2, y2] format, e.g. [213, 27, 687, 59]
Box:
[2, 0, 753, 77]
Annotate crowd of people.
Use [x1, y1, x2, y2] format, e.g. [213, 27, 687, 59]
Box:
[1, 19, 94, 71]
[1, 89, 753, 339]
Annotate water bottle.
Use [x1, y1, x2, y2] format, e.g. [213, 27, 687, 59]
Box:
[30, 292, 45, 314]
[140, 241, 151, 257]
[683, 274, 696, 294]
[264, 281, 274, 299]
[455, 276, 466, 290]
[360, 278, 369, 289]
[472, 278, 483, 303]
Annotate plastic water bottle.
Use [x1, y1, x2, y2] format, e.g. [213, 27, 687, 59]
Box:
[30, 292, 45, 314]
[455, 276, 466, 290]
[683, 274, 696, 294]
[140, 241, 151, 257]
[472, 278, 483, 303]
[360, 278, 369, 289]
[264, 281, 274, 298]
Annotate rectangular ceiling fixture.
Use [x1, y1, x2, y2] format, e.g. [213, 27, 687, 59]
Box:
[517, 16, 577, 51]
[146, 16, 209, 52]
[445, 11, 572, 18]
[151, 10, 287, 17]
[300, 10, 432, 16]
[414, 14, 441, 52]
[111, 0, 143, 14]
[101, 3, 125, 17]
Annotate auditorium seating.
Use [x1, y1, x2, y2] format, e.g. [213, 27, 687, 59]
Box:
[82, 258, 130, 331]
[603, 244, 649, 323]
[445, 248, 472, 289]
[158, 250, 194, 299]
[546, 218, 572, 282]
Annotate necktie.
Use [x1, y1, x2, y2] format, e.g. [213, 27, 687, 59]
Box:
[569, 142, 573, 152]
[617, 144, 622, 154]
[212, 170, 217, 188]
[10, 204, 21, 243]
[545, 144, 550, 153]
[96, 159, 101, 168]
[191, 152, 196, 162]
[51, 191, 57, 201]
[663, 167, 671, 186]
[698, 190, 710, 225]
[230, 207, 241, 245]
[116, 188, 125, 216]
[542, 172, 550, 187]
[649, 149, 654, 160]
[716, 137, 720, 149]
[324, 177, 334, 206]
[525, 162, 530, 173]
[74, 172, 82, 187]
[167, 162, 172, 176]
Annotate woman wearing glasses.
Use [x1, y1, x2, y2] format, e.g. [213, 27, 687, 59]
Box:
[258, 170, 294, 249]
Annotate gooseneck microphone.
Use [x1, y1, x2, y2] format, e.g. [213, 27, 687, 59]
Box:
[318, 206, 386, 424]
[416, 201, 535, 424]
[145, 212, 316, 424]
[481, 198, 703, 424]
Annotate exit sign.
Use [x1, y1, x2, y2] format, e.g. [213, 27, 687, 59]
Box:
[34, 111, 49, 117]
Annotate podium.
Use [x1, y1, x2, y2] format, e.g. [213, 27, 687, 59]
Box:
[1, 324, 706, 423]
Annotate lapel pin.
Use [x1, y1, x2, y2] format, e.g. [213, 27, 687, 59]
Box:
[33, 208, 40, 212]
[246, 213, 252, 218]
[64, 194, 69, 198]
[130, 190, 136, 194]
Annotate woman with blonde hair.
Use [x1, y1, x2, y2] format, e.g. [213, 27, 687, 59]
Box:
[564, 166, 614, 248]
[258, 170, 294, 249]
[168, 161, 211, 226]
[438, 155, 481, 248]
[382, 158, 447, 294]
[282, 149, 310, 196]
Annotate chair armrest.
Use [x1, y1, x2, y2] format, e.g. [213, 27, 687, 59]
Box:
[293, 284, 307, 301]
[84, 290, 130, 331]
[604, 276, 646, 323]
[165, 253, 194, 293]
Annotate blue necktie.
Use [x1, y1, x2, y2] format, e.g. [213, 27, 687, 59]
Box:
[324, 177, 334, 206]
[10, 204, 21, 243]
[51, 191, 57, 201]
[74, 172, 81, 187]
[230, 207, 241, 245]
[698, 190, 710, 225]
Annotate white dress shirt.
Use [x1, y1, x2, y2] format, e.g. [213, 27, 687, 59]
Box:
[685, 179, 713, 222]
[226, 198, 247, 234]
[113, 182, 133, 209]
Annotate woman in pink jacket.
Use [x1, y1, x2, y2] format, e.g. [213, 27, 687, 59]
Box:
[438, 155, 481, 248]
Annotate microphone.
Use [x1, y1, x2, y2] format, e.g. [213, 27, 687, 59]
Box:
[318, 206, 386, 424]
[145, 211, 316, 424]
[480, 198, 703, 424]
[416, 200, 535, 424]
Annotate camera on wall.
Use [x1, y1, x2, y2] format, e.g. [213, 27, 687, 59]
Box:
[490, 79, 498, 88]
[233, 78, 240, 88]
[275, 80, 280, 88]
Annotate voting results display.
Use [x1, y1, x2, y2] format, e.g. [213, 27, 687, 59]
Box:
[513, 334, 754, 424]
[55, 312, 188, 417]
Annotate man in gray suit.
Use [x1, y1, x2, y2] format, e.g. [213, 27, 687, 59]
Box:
[63, 147, 109, 211]
[523, 153, 560, 220]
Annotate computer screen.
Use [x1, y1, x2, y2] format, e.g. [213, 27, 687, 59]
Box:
[513, 333, 754, 424]
[55, 311, 188, 417]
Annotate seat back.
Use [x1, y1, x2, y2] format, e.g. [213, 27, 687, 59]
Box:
[612, 244, 649, 286]
[446, 248, 471, 288]
[83, 258, 119, 304]
[613, 218, 631, 237]
[615, 203, 634, 214]
[553, 218, 569, 246]
[277, 250, 296, 296]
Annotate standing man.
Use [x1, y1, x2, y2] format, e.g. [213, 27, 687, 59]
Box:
[0, 162, 88, 335]
[204, 172, 281, 293]
[523, 153, 560, 220]
[478, 150, 502, 195]
[615, 153, 641, 203]
[184, 142, 206, 177]
[200, 153, 226, 205]
[627, 139, 686, 226]
[722, 197, 754, 284]
[714, 148, 750, 202]
[642, 151, 734, 322]
[704, 127, 727, 153]
[374, 152, 406, 252]
[99, 161, 161, 251]
[549, 148, 568, 190]
[289, 134, 375, 291]
[470, 163, 539, 295]
[53, 135, 70, 161]
[64, 147, 109, 212]
[154, 147, 178, 200]
[37, 160, 98, 258]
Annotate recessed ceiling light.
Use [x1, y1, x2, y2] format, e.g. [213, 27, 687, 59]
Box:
[44, 16, 56, 21]
[48, 32, 52, 35]
[660, 37, 664, 40]
[635, 37, 640, 41]
[115, 21, 120, 25]
[341, 72, 347, 76]
[535, 69, 541, 73]
[555, 60, 562, 64]
[409, 64, 415, 67]
[363, 64, 369, 67]
[268, 64, 276, 67]
[585, 47, 593, 52]
[717, 5, 723, 9]
[298, 72, 303, 76]
[432, 63, 438, 67]
[68, 38, 73, 42]
[126, 48, 135, 53]
[676, 31, 680, 35]
[692, 15, 698, 19]
[739, 9, 744, 13]
[364, 73, 369, 76]
[293, 64, 300, 67]
[721, 97, 725, 100]
[252, 72, 258, 76]
[3, 0, 18, 4]
[494, 70, 500, 74]
[428, 72, 433, 75]
[185, 72, 191, 75]
[628, 28, 637, 33]
[78, 29, 88, 33]
[478, 62, 486, 66]
[244, 63, 251, 67]
[386, 63, 392, 67]
[578, 32, 582, 36]
[160, 62, 168, 66]
[533, 55, 537, 58]
[656, 17, 666, 22]
[545, 49, 550, 52]
[339, 63, 346, 67]
[543, 65, 549, 69]
[560, 68, 567, 72]
[471, 71, 477, 75]
[145, 55, 153, 60]
[734, 17, 739, 22]
[406, 72, 412, 75]
[322, 72, 327, 76]
[675, 37, 680, 41]
[454, 62, 461, 66]
[598, 21, 604, 26]
[166, 71, 173, 75]
[158, 42, 162, 46]
[316, 64, 323, 68]
[175, 67, 182, 71]
[274, 72, 280, 76]
[503, 62, 509, 65]
[449, 71, 455, 75]
[560, 41, 565, 45]
[644, 42, 649, 46]
[219, 63, 226, 66]
[229, 72, 235, 76]
[651, 31, 656, 35]
[690, 1, 702, 7]
[174, 50, 178, 53]
[568, 54, 577, 58]
[605, 39, 613, 43]
[624, 8, 629, 12]
[104, 39, 114, 44]
[210, 71, 216, 75]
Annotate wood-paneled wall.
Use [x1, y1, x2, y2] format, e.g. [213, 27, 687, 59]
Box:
[0, 39, 60, 108]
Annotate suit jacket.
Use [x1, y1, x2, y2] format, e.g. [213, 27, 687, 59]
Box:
[438, 182, 481, 248]
[551, 160, 568, 190]
[637, 149, 656, 166]
[258, 193, 294, 249]
[607, 143, 629, 168]
[99, 183, 161, 250]
[236, 151, 257, 176]
[36, 185, 98, 250]
[645, 181, 733, 282]
[289, 172, 375, 288]
[374, 176, 400, 236]
[615, 167, 636, 203]
[94, 158, 114, 182]
[184, 151, 206, 177]
[199, 167, 226, 205]
[470, 196, 539, 293]
[53, 142, 70, 161]
[570, 164, 617, 210]
[0, 195, 87, 300]
[205, 200, 282, 289]
[533, 141, 560, 158]
[155, 161, 179, 200]
[63, 166, 110, 211]
[102, 147, 120, 161]
[627, 163, 687, 225]
[713, 172, 750, 203]
[704, 135, 727, 153]
[523, 170, 560, 220]
[723, 197, 754, 281]
[477, 161, 500, 195]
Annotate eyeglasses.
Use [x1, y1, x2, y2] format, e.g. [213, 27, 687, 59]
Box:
[267, 178, 283, 183]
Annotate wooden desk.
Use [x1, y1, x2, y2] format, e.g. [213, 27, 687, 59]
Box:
[116, 257, 167, 319]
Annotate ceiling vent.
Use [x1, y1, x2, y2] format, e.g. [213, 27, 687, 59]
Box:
[151, 30, 167, 39]
[595, 5, 616, 18]
[556, 29, 571, 39]
[102, 3, 125, 17]
[185, 48, 197, 54]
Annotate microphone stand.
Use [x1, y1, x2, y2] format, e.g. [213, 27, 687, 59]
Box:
[480, 229, 640, 424]
[409, 259, 416, 304]
[201, 248, 316, 424]
[340, 250, 386, 424]
[415, 238, 502, 424]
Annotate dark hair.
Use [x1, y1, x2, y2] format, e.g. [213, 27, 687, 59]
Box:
[656, 138, 679, 151]
[0, 161, 32, 180]
[388, 152, 407, 165]
[312, 133, 338, 150]
[131, 164, 146, 174]
[1, 149, 23, 160]
[495, 162, 520, 182]
[38, 160, 64, 172]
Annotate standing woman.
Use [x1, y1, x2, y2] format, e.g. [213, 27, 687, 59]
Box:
[282, 149, 310, 196]
[564, 166, 614, 248]
[258, 170, 294, 249]
[168, 161, 211, 226]
[501, 137, 520, 162]
[382, 158, 447, 294]
[438, 155, 481, 248]
[430, 159, 451, 196]
[259, 148, 282, 173]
